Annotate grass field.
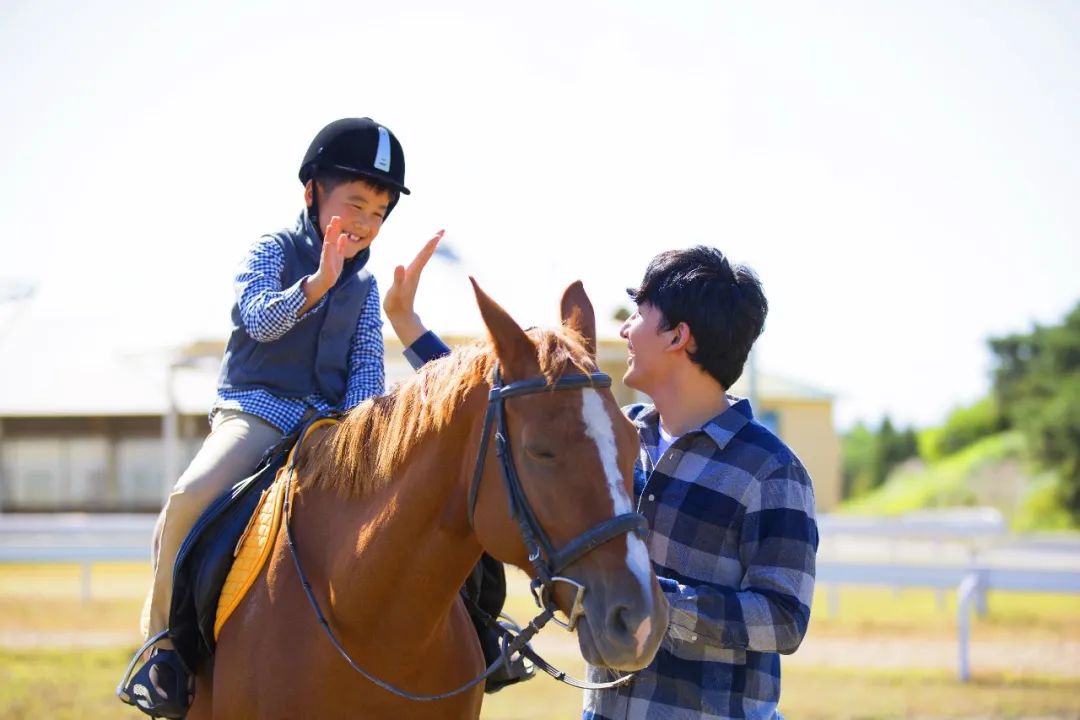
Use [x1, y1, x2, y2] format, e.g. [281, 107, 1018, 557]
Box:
[1, 563, 1079, 719]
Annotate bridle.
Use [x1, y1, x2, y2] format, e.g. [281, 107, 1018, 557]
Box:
[468, 366, 648, 631]
[283, 364, 651, 701]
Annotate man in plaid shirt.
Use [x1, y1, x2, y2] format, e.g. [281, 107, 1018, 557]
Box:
[395, 244, 818, 719]
[582, 246, 818, 719]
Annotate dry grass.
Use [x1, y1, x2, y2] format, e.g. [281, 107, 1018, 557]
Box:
[2, 647, 1078, 720]
[1, 563, 1078, 719]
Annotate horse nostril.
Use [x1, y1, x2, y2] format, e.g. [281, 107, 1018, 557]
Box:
[607, 604, 632, 638]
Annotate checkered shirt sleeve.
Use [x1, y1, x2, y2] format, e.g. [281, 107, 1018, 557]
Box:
[234, 236, 324, 341]
[404, 331, 452, 370]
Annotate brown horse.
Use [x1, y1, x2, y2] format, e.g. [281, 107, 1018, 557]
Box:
[189, 280, 669, 719]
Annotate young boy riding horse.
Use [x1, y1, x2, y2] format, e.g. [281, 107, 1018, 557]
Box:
[122, 118, 524, 718]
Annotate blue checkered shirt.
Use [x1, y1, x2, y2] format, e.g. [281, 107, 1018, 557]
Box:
[213, 236, 385, 433]
[583, 400, 818, 720]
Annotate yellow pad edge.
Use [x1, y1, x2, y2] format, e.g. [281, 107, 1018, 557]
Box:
[214, 417, 338, 640]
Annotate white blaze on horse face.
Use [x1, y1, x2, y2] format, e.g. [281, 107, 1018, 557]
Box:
[581, 389, 654, 631]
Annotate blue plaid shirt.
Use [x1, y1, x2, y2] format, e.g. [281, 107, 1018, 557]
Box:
[583, 400, 818, 720]
[214, 236, 385, 433]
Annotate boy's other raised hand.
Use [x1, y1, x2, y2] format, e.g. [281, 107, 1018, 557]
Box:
[383, 230, 443, 347]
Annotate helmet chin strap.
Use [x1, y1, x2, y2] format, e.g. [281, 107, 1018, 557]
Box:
[308, 181, 323, 240]
[383, 190, 399, 220]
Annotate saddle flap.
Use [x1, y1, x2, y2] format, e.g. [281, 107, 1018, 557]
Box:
[168, 417, 337, 673]
[214, 472, 290, 639]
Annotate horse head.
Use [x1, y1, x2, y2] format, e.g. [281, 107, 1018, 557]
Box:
[468, 278, 669, 672]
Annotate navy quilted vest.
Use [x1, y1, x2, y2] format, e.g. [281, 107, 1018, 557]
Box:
[218, 210, 372, 405]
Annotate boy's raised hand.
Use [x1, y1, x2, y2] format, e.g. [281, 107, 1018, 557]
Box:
[384, 230, 444, 347]
[315, 216, 348, 289]
[299, 216, 350, 315]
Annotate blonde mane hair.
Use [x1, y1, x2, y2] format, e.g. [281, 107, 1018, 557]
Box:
[298, 326, 597, 499]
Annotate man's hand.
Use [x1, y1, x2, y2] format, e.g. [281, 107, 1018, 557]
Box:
[300, 216, 349, 314]
[384, 230, 443, 347]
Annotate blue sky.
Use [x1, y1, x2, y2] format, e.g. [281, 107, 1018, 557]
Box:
[2, 0, 1078, 429]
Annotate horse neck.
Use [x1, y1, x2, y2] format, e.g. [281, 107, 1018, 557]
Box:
[291, 385, 488, 651]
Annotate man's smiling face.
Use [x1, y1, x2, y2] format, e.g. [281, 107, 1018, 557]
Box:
[619, 302, 676, 393]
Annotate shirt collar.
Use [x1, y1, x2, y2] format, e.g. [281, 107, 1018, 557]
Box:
[631, 395, 753, 453]
[630, 404, 661, 452]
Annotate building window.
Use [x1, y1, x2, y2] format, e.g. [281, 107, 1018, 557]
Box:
[117, 437, 166, 509]
[3, 437, 107, 510]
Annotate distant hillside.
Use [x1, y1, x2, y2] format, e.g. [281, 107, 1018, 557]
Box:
[837, 431, 1077, 531]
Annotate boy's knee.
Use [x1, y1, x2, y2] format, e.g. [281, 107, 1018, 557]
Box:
[168, 469, 230, 512]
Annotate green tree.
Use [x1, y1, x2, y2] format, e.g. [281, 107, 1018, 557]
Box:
[869, 417, 918, 489]
[919, 397, 1009, 462]
[842, 417, 919, 499]
[868, 417, 898, 489]
[841, 422, 876, 498]
[990, 302, 1080, 520]
[898, 426, 919, 463]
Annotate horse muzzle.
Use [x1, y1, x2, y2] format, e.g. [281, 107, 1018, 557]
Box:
[575, 575, 669, 672]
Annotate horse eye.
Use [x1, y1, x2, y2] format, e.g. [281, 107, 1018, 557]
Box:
[525, 446, 556, 461]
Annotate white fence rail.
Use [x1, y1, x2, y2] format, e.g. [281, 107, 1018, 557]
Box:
[818, 508, 1008, 541]
[817, 508, 1080, 681]
[0, 514, 154, 602]
[818, 562, 1080, 681]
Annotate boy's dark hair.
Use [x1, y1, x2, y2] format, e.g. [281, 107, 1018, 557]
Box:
[314, 168, 400, 210]
[627, 246, 768, 389]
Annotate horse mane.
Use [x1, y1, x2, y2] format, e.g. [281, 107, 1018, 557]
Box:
[298, 326, 597, 499]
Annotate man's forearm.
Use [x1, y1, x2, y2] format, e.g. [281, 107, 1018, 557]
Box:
[388, 311, 429, 348]
[659, 576, 811, 655]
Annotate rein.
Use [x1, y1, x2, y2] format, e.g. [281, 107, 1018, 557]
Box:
[284, 365, 649, 701]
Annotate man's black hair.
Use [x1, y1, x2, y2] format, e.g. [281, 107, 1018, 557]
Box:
[627, 246, 768, 389]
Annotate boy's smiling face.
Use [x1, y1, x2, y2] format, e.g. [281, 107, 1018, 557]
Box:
[311, 178, 391, 258]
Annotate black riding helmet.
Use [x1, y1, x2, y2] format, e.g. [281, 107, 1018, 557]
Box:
[300, 118, 410, 223]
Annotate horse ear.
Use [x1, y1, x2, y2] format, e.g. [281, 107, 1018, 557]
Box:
[470, 277, 540, 381]
[560, 280, 597, 358]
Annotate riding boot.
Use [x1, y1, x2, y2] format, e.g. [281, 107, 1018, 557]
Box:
[119, 648, 194, 719]
[463, 554, 536, 693]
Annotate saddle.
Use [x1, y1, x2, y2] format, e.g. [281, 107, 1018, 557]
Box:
[168, 416, 335, 674]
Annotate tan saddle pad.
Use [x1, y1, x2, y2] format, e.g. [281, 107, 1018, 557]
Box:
[214, 417, 338, 639]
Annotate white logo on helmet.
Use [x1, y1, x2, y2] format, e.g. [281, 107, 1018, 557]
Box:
[374, 127, 392, 172]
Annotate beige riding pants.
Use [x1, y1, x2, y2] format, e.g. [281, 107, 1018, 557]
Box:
[142, 409, 283, 644]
